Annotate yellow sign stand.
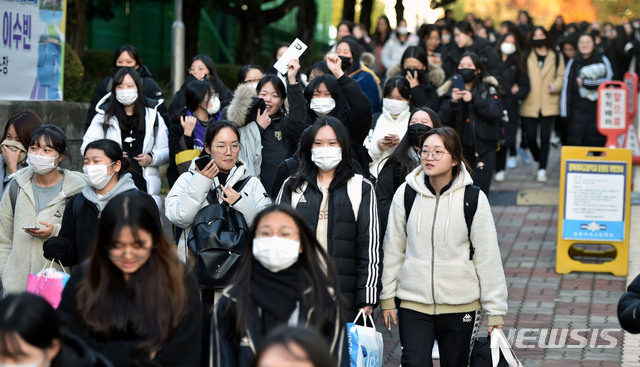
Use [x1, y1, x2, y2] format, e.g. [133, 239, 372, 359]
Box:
[556, 147, 632, 276]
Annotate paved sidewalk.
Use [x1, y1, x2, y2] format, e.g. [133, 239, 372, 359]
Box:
[378, 144, 637, 367]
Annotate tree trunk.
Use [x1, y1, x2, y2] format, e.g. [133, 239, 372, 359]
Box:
[395, 0, 404, 24]
[66, 0, 88, 58]
[235, 15, 266, 65]
[296, 0, 316, 62]
[342, 0, 356, 22]
[184, 0, 204, 70]
[360, 0, 373, 33]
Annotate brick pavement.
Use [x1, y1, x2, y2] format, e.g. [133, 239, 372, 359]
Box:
[378, 144, 635, 367]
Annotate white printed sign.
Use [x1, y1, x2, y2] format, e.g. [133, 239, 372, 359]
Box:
[273, 38, 307, 76]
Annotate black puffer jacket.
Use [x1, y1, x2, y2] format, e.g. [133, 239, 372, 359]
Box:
[618, 273, 640, 333]
[443, 36, 502, 78]
[275, 167, 381, 320]
[54, 330, 114, 367]
[86, 65, 166, 128]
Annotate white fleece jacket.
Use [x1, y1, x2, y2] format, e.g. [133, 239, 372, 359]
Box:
[164, 159, 272, 261]
[380, 164, 508, 325]
[363, 107, 411, 178]
[0, 167, 85, 295]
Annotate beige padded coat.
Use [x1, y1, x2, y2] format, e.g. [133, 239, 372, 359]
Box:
[520, 50, 565, 118]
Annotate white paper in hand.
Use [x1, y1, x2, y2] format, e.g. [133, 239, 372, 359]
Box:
[273, 38, 308, 75]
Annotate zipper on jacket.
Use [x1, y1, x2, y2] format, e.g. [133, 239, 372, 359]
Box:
[430, 195, 439, 314]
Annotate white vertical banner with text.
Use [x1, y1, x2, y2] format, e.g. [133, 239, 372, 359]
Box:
[1, 0, 66, 100]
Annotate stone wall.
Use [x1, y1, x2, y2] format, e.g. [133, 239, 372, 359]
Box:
[0, 101, 90, 171]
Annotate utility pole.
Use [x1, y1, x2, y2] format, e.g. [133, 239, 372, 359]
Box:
[171, 0, 185, 95]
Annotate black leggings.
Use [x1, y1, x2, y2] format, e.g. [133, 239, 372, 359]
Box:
[464, 147, 496, 196]
[398, 308, 482, 367]
[522, 115, 555, 170]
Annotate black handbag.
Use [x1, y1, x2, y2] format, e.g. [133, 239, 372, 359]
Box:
[187, 177, 250, 289]
[470, 336, 509, 367]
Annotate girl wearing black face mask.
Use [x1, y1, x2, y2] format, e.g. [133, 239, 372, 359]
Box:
[375, 108, 442, 238]
[396, 46, 443, 111]
[437, 52, 503, 195]
[336, 37, 381, 113]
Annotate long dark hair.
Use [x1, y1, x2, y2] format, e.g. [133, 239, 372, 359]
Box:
[530, 26, 552, 50]
[289, 117, 356, 190]
[0, 293, 60, 359]
[237, 65, 264, 85]
[496, 32, 526, 74]
[185, 80, 213, 113]
[112, 45, 141, 69]
[83, 139, 131, 179]
[191, 54, 228, 97]
[419, 126, 471, 179]
[76, 192, 188, 365]
[251, 326, 337, 367]
[337, 37, 362, 74]
[383, 108, 442, 174]
[2, 110, 44, 146]
[104, 67, 148, 133]
[458, 51, 491, 90]
[228, 204, 343, 343]
[372, 15, 391, 46]
[303, 75, 350, 124]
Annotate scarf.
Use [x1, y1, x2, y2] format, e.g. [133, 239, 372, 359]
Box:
[1, 139, 27, 162]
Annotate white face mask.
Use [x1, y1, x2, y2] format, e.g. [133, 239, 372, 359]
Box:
[26, 153, 59, 175]
[0, 352, 48, 367]
[207, 96, 221, 115]
[311, 147, 342, 171]
[248, 82, 259, 90]
[383, 98, 409, 116]
[83, 162, 116, 190]
[500, 43, 517, 55]
[310, 98, 336, 117]
[115, 88, 138, 106]
[397, 26, 408, 35]
[252, 236, 300, 273]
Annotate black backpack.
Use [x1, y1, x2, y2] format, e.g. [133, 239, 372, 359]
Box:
[187, 177, 251, 290]
[404, 184, 480, 260]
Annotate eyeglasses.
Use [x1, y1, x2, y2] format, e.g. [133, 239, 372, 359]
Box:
[256, 230, 300, 239]
[189, 66, 207, 73]
[420, 149, 450, 161]
[212, 144, 240, 153]
[108, 244, 154, 260]
[242, 78, 262, 85]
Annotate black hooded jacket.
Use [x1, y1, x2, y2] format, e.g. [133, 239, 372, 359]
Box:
[443, 36, 502, 78]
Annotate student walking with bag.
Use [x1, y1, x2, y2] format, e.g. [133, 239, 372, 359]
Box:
[380, 127, 508, 367]
[276, 117, 381, 322]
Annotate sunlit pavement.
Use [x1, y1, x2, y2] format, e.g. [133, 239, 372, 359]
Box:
[378, 143, 640, 367]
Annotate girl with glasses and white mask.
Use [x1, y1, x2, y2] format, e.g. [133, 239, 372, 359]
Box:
[276, 117, 381, 323]
[57, 192, 202, 367]
[82, 67, 169, 210]
[212, 204, 345, 367]
[0, 125, 85, 295]
[381, 127, 508, 367]
[43, 139, 157, 267]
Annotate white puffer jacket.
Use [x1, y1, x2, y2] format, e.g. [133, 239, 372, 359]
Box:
[164, 159, 272, 261]
[81, 93, 169, 208]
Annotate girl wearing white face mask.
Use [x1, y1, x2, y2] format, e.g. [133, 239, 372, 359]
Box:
[364, 77, 412, 178]
[167, 81, 223, 186]
[0, 293, 111, 367]
[82, 67, 169, 210]
[276, 117, 381, 323]
[0, 125, 85, 295]
[493, 33, 531, 182]
[303, 55, 373, 172]
[43, 139, 157, 267]
[213, 204, 346, 367]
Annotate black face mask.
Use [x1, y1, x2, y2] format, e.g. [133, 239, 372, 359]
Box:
[403, 68, 426, 81]
[407, 124, 431, 148]
[458, 68, 477, 83]
[531, 39, 547, 48]
[338, 56, 352, 72]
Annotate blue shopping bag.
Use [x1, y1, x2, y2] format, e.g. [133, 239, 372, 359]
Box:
[346, 309, 383, 367]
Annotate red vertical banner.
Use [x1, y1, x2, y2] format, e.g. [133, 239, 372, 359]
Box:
[597, 81, 628, 149]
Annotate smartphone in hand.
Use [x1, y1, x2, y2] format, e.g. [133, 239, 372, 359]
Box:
[452, 74, 465, 91]
[195, 155, 211, 171]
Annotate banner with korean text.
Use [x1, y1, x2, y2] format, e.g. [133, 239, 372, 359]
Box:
[1, 0, 66, 100]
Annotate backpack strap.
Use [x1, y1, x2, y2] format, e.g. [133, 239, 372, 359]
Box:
[464, 185, 480, 260]
[403, 184, 417, 222]
[8, 179, 18, 214]
[346, 174, 363, 221]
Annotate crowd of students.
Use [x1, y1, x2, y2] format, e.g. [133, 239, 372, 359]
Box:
[1, 9, 640, 367]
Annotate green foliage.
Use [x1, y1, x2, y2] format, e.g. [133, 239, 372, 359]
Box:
[82, 49, 113, 81]
[216, 64, 242, 91]
[63, 45, 85, 102]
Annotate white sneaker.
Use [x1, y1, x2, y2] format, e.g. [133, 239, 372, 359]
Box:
[506, 157, 517, 168]
[537, 169, 548, 182]
[494, 170, 506, 181]
[432, 340, 440, 359]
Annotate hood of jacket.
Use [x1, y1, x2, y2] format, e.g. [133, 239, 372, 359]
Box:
[81, 173, 139, 213]
[404, 162, 473, 236]
[15, 167, 86, 195]
[437, 75, 499, 97]
[387, 63, 445, 88]
[137, 64, 153, 78]
[227, 84, 258, 128]
[186, 158, 251, 189]
[94, 91, 164, 115]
